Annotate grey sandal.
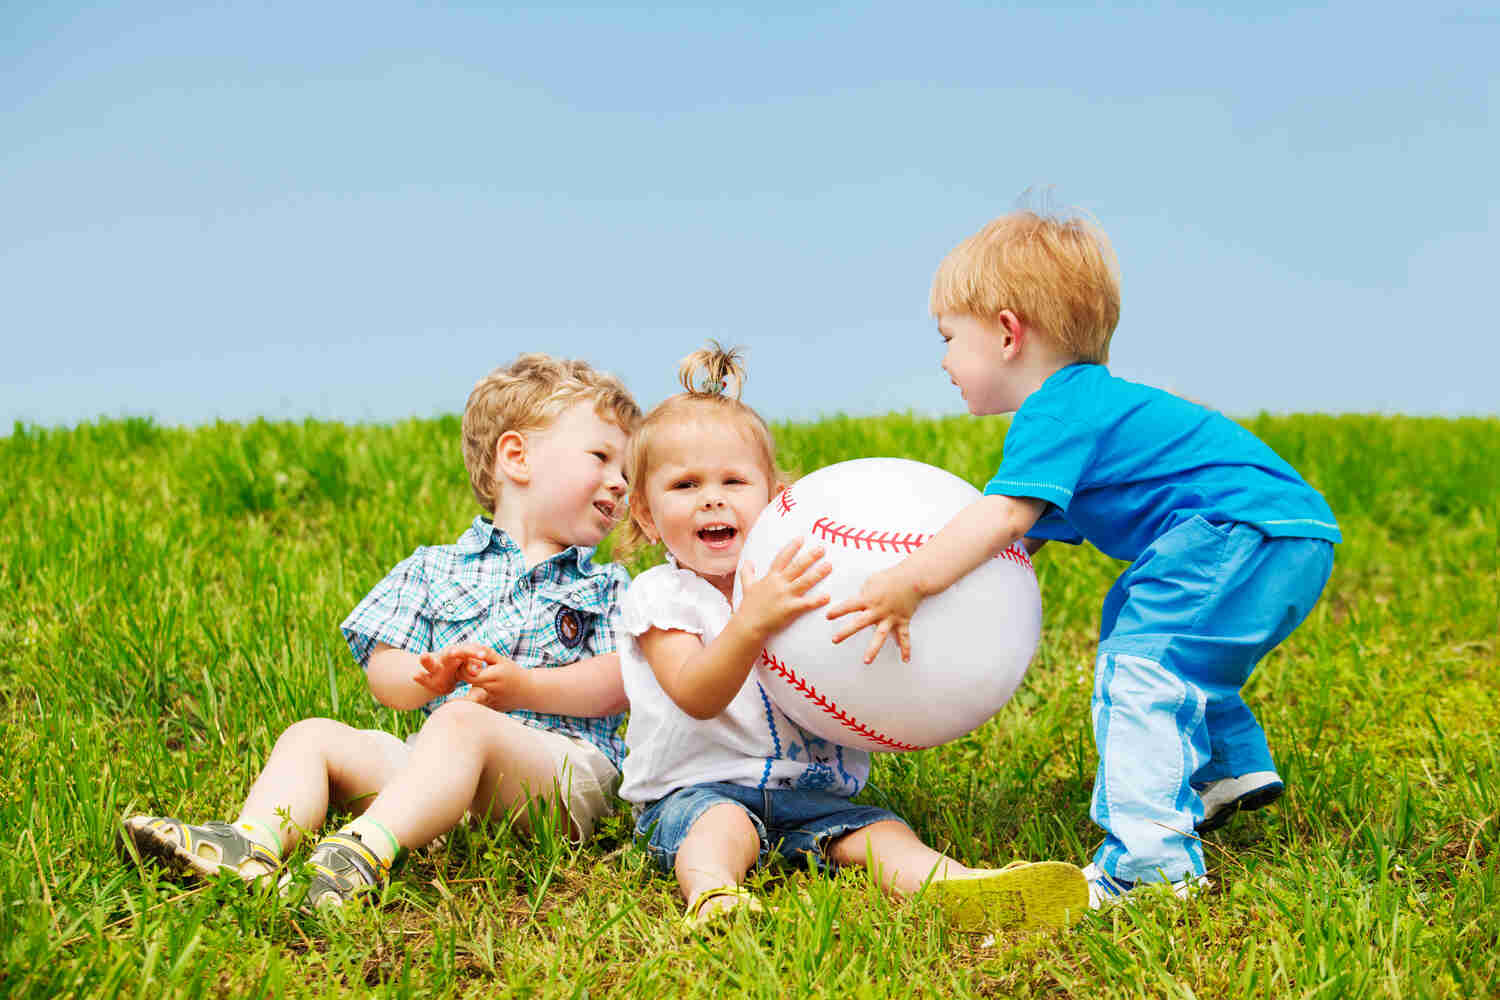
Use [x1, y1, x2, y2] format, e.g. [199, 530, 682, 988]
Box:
[122, 815, 279, 884]
[279, 831, 389, 912]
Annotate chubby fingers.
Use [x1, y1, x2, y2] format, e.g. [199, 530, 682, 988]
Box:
[783, 543, 826, 576]
[824, 596, 864, 622]
[464, 662, 501, 684]
[450, 642, 502, 665]
[790, 557, 832, 597]
[415, 652, 448, 689]
[895, 622, 911, 662]
[797, 588, 832, 612]
[768, 537, 805, 572]
[462, 651, 511, 680]
[861, 621, 894, 664]
[828, 608, 879, 644]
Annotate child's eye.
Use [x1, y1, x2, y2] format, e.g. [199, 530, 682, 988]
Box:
[591, 451, 608, 462]
[671, 480, 694, 490]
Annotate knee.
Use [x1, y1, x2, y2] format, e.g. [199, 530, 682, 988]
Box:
[685, 803, 759, 850]
[273, 717, 347, 753]
[674, 803, 759, 881]
[423, 698, 496, 742]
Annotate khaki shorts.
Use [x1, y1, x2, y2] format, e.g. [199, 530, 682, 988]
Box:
[360, 725, 621, 839]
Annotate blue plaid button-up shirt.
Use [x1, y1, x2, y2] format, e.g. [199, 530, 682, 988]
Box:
[340, 516, 631, 768]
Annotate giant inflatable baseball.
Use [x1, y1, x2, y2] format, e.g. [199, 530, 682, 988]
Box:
[735, 458, 1041, 752]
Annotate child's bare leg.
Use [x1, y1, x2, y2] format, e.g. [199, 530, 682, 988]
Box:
[827, 820, 970, 896]
[236, 719, 407, 852]
[674, 803, 760, 917]
[124, 719, 406, 883]
[290, 703, 587, 910]
[832, 821, 1091, 930]
[360, 700, 566, 848]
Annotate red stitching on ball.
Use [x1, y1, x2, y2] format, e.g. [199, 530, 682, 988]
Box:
[998, 543, 1034, 571]
[758, 648, 926, 751]
[808, 515, 1035, 573]
[775, 488, 795, 516]
[812, 517, 931, 554]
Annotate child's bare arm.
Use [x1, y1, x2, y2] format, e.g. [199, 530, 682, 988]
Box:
[637, 618, 764, 721]
[366, 641, 500, 711]
[461, 652, 627, 717]
[642, 539, 830, 720]
[826, 494, 1045, 663]
[367, 643, 445, 710]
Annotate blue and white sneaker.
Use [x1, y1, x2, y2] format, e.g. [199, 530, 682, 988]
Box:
[1195, 771, 1284, 833]
[1082, 863, 1210, 909]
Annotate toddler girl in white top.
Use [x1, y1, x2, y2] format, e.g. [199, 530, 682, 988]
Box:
[616, 344, 1087, 930]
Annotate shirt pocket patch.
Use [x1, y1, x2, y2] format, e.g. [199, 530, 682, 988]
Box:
[424, 578, 489, 648]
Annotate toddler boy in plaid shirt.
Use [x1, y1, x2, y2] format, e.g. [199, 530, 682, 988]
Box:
[126, 354, 641, 910]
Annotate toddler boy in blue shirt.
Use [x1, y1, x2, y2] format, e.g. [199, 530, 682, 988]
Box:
[828, 209, 1339, 905]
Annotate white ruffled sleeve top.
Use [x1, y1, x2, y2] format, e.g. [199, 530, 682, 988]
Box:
[617, 559, 871, 806]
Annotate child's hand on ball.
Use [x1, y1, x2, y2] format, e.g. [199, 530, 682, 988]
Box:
[737, 538, 832, 639]
[826, 567, 921, 664]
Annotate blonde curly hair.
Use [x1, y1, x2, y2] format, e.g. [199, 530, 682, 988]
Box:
[461, 353, 640, 513]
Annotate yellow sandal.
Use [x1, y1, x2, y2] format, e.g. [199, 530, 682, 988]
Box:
[926, 860, 1089, 931]
[683, 884, 765, 931]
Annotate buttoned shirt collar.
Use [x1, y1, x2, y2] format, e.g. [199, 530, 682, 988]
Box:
[458, 516, 605, 577]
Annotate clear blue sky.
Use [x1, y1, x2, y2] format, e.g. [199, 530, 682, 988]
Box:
[4, 3, 1495, 429]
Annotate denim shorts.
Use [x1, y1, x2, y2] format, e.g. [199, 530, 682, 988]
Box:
[634, 781, 905, 875]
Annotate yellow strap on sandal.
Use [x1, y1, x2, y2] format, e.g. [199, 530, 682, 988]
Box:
[683, 884, 764, 931]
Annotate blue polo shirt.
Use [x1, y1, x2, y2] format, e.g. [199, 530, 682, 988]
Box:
[984, 364, 1341, 563]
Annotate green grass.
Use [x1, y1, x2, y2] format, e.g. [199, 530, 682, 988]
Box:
[2, 412, 1497, 998]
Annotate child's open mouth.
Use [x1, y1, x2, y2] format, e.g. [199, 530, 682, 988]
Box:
[593, 500, 617, 521]
[697, 524, 737, 548]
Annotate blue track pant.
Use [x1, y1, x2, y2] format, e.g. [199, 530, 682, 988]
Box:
[1089, 516, 1334, 882]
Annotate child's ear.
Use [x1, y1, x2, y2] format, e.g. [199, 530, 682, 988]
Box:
[494, 430, 529, 486]
[995, 310, 1025, 357]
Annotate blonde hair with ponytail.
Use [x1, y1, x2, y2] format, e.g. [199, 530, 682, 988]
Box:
[617, 342, 787, 558]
